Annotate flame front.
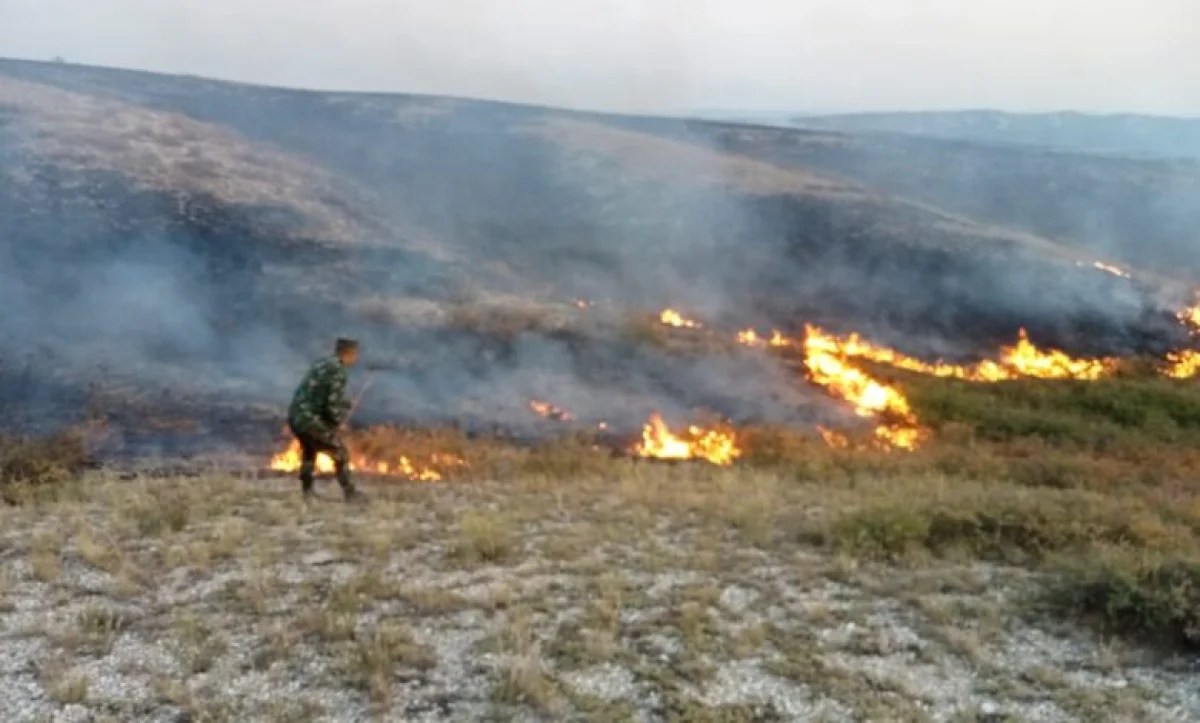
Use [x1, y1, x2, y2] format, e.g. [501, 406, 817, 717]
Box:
[737, 324, 1117, 449]
[802, 325, 925, 450]
[266, 294, 1200, 473]
[1177, 292, 1200, 337]
[746, 326, 1116, 383]
[1169, 293, 1200, 372]
[268, 439, 463, 482]
[1165, 350, 1200, 379]
[989, 330, 1118, 380]
[633, 412, 740, 465]
[659, 308, 702, 329]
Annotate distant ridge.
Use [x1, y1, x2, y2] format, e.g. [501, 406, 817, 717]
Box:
[787, 109, 1200, 161]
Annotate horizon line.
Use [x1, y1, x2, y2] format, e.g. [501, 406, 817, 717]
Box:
[2, 54, 1198, 123]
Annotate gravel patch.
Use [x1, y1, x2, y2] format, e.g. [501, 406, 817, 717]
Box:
[2, 475, 1198, 722]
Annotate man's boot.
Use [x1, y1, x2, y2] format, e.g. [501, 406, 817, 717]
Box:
[336, 466, 366, 504]
[298, 462, 316, 500]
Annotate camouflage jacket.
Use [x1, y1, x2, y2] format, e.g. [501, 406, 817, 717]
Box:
[287, 356, 351, 433]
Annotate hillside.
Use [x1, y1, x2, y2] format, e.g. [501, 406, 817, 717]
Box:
[5, 60, 1200, 722]
[790, 110, 1200, 161]
[0, 56, 1196, 456]
[618, 117, 1200, 281]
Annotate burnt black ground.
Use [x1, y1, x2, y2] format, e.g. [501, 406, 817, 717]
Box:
[1, 57, 1197, 455]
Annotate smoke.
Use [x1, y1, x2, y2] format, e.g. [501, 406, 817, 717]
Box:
[0, 224, 299, 397]
[0, 115, 305, 431]
[645, 118, 1200, 359]
[760, 128, 1200, 282]
[2, 0, 1198, 116]
[354, 329, 828, 436]
[0, 59, 842, 448]
[1, 57, 1197, 458]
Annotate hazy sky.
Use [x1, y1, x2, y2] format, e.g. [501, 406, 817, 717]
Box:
[2, 0, 1198, 116]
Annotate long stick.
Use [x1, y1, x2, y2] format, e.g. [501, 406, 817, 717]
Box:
[342, 370, 377, 430]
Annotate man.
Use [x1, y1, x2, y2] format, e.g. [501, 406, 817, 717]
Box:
[287, 338, 364, 502]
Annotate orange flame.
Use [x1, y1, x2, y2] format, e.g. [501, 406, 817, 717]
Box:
[802, 325, 926, 450]
[1168, 292, 1200, 374]
[986, 330, 1118, 380]
[736, 329, 788, 348]
[659, 309, 702, 329]
[1165, 350, 1200, 380]
[633, 412, 740, 465]
[1176, 292, 1200, 337]
[741, 326, 1116, 383]
[528, 399, 574, 421]
[268, 439, 464, 482]
[737, 324, 1115, 449]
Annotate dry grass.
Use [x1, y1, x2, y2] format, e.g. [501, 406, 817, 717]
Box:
[41, 661, 89, 706]
[618, 311, 745, 356]
[524, 117, 855, 197]
[0, 427, 93, 504]
[525, 116, 1090, 263]
[0, 464, 1190, 720]
[0, 75, 368, 243]
[337, 622, 436, 710]
[491, 655, 566, 715]
[2, 374, 1199, 719]
[444, 296, 577, 338]
[327, 373, 1200, 654]
[450, 510, 518, 565]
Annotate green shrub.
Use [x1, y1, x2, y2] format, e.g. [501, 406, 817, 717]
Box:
[1049, 551, 1200, 649]
[905, 376, 1200, 451]
[826, 485, 1189, 564]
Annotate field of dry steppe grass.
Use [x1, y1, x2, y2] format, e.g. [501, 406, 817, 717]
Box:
[3, 374, 1200, 722]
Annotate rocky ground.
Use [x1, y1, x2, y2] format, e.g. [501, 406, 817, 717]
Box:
[2, 466, 1198, 723]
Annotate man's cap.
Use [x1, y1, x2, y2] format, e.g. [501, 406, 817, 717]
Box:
[335, 338, 360, 353]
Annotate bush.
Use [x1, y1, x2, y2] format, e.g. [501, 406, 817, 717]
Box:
[0, 428, 93, 503]
[516, 436, 616, 479]
[1049, 551, 1200, 649]
[825, 484, 1192, 564]
[905, 376, 1200, 452]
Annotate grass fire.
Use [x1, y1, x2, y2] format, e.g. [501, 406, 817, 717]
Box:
[632, 412, 741, 465]
[7, 58, 1200, 722]
[267, 438, 464, 482]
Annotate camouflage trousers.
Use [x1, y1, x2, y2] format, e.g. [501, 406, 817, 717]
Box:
[287, 419, 354, 495]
